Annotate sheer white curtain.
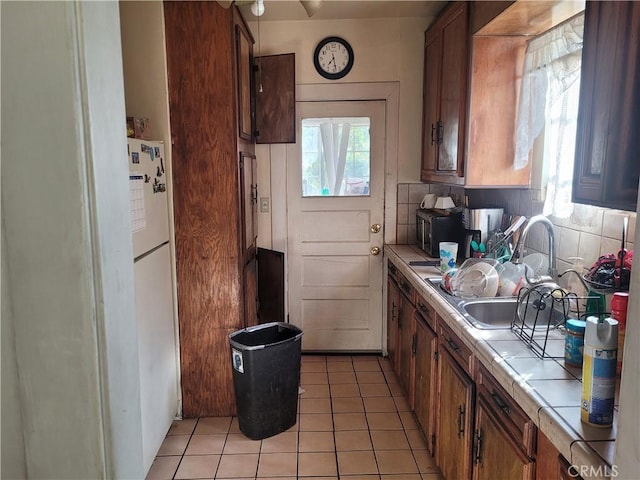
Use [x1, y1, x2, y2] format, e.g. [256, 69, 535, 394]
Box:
[320, 121, 351, 195]
[514, 13, 584, 218]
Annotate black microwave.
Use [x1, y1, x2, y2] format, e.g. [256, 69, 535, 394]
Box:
[416, 209, 464, 258]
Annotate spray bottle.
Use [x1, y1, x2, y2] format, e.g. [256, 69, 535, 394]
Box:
[581, 316, 618, 427]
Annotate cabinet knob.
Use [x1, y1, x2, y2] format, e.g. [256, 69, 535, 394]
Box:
[370, 223, 381, 234]
[370, 246, 381, 256]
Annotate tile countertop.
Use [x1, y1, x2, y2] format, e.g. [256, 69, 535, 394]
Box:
[385, 244, 618, 479]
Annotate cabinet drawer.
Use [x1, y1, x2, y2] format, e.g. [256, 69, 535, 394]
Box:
[397, 271, 416, 305]
[476, 363, 536, 458]
[388, 260, 399, 282]
[416, 296, 437, 331]
[438, 320, 473, 375]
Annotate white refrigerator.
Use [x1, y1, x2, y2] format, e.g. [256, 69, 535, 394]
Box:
[128, 138, 178, 473]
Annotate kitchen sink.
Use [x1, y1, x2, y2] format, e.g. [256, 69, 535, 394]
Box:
[424, 277, 565, 331]
[460, 298, 518, 329]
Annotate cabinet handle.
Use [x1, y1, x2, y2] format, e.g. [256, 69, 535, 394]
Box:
[400, 281, 411, 294]
[389, 263, 397, 275]
[391, 303, 397, 322]
[412, 333, 417, 356]
[473, 429, 483, 464]
[489, 390, 511, 415]
[418, 302, 430, 315]
[431, 123, 437, 145]
[436, 120, 444, 145]
[444, 335, 461, 355]
[457, 405, 465, 438]
[251, 184, 258, 203]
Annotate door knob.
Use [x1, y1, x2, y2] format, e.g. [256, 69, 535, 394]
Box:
[370, 224, 381, 233]
[370, 246, 381, 256]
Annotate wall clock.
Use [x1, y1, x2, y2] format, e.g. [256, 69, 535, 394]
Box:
[313, 36, 354, 80]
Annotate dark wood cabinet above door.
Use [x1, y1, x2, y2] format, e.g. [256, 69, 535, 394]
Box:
[255, 53, 296, 144]
[573, 1, 640, 211]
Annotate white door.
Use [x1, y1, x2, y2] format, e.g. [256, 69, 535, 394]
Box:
[287, 100, 385, 351]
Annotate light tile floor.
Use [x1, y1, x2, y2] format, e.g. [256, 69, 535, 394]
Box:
[148, 355, 442, 480]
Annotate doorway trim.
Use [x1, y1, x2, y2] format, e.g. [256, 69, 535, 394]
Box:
[269, 82, 399, 353]
[271, 82, 399, 250]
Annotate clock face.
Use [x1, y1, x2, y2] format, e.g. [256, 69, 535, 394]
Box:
[314, 37, 354, 80]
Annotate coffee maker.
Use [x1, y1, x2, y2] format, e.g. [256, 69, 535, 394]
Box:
[462, 207, 504, 258]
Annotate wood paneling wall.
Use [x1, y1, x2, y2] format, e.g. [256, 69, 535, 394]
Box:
[164, 1, 245, 417]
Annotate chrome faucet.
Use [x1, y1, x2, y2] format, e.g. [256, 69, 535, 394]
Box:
[511, 215, 557, 282]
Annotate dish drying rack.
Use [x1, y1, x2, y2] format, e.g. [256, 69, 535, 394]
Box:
[510, 284, 606, 359]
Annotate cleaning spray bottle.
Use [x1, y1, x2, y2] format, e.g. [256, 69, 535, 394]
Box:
[581, 316, 618, 427]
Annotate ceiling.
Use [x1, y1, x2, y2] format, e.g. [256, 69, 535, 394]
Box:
[237, 1, 448, 22]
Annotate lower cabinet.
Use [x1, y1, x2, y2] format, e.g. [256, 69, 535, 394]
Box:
[473, 395, 535, 480]
[413, 307, 437, 455]
[398, 288, 415, 399]
[436, 347, 475, 480]
[386, 276, 400, 370]
[387, 263, 543, 480]
[537, 430, 584, 480]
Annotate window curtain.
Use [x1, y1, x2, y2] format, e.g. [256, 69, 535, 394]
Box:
[513, 13, 584, 217]
[320, 121, 351, 195]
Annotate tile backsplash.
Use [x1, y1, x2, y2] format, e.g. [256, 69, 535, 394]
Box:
[396, 182, 636, 277]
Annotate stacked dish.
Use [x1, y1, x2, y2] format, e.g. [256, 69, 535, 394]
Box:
[449, 259, 500, 298]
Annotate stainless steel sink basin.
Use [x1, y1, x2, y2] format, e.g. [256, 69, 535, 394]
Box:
[424, 277, 566, 331]
[460, 298, 518, 329]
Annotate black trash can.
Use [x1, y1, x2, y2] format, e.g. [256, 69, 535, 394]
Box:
[229, 322, 303, 440]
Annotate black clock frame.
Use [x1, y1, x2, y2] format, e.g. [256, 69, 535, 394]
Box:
[313, 36, 354, 80]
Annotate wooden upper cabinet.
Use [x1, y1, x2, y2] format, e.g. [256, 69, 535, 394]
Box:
[573, 1, 640, 211]
[236, 20, 254, 141]
[465, 35, 530, 187]
[421, 2, 469, 185]
[255, 53, 296, 144]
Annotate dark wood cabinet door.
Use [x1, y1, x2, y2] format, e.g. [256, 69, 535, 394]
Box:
[420, 1, 469, 185]
[573, 1, 640, 211]
[421, 29, 441, 175]
[398, 292, 415, 398]
[438, 2, 468, 176]
[473, 396, 535, 480]
[243, 258, 258, 327]
[239, 152, 257, 256]
[387, 277, 401, 371]
[437, 347, 474, 480]
[256, 53, 296, 144]
[413, 314, 437, 455]
[236, 23, 254, 141]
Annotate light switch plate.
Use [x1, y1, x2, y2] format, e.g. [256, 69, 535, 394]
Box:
[259, 197, 270, 213]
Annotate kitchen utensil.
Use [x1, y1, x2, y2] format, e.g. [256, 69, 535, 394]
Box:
[471, 240, 479, 252]
[496, 261, 527, 297]
[420, 193, 437, 209]
[439, 241, 459, 274]
[522, 253, 549, 277]
[450, 259, 499, 298]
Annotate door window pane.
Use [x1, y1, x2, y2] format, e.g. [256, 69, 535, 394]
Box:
[301, 117, 370, 197]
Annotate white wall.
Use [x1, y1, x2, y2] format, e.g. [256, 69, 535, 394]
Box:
[249, 16, 433, 248]
[1, 217, 27, 480]
[1, 2, 144, 477]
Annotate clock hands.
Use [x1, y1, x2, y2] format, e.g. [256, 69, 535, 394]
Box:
[328, 53, 337, 72]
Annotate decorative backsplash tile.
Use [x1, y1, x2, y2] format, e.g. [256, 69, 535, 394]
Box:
[396, 182, 636, 279]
